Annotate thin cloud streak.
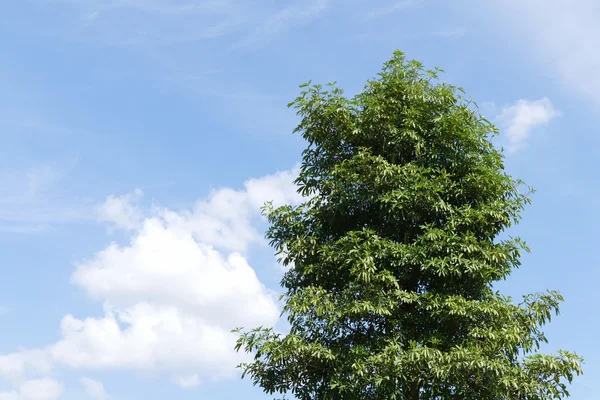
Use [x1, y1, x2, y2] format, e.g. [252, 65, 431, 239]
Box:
[430, 27, 467, 39]
[365, 0, 419, 20]
[235, 0, 330, 48]
[0, 162, 96, 232]
[31, 0, 331, 49]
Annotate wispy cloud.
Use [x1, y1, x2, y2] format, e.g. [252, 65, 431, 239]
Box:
[0, 161, 95, 233]
[496, 97, 559, 153]
[172, 374, 200, 389]
[70, 0, 239, 16]
[96, 189, 144, 232]
[23, 0, 332, 114]
[235, 0, 330, 48]
[32, 0, 330, 48]
[477, 0, 600, 104]
[0, 224, 52, 234]
[430, 27, 466, 39]
[64, 1, 247, 46]
[81, 377, 109, 400]
[365, 0, 418, 20]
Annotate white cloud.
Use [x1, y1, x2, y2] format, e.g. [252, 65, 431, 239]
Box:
[0, 350, 52, 381]
[497, 97, 559, 153]
[96, 189, 144, 231]
[68, 222, 279, 327]
[109, 165, 301, 253]
[477, 0, 600, 104]
[18, 379, 63, 400]
[81, 377, 109, 400]
[244, 167, 302, 210]
[0, 166, 301, 388]
[0, 378, 63, 400]
[51, 167, 303, 379]
[52, 232, 278, 375]
[0, 353, 26, 381]
[172, 374, 200, 389]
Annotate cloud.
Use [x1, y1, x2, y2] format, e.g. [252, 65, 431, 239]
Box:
[430, 28, 466, 39]
[18, 379, 62, 400]
[13, 2, 325, 140]
[94, 166, 301, 254]
[0, 165, 301, 389]
[172, 374, 200, 389]
[0, 162, 93, 232]
[0, 225, 51, 234]
[23, 166, 63, 200]
[477, 0, 600, 104]
[365, 0, 418, 20]
[0, 378, 63, 400]
[244, 167, 302, 210]
[39, 0, 248, 45]
[136, 165, 300, 253]
[34, 0, 330, 49]
[81, 377, 109, 400]
[96, 189, 144, 231]
[53, 232, 278, 375]
[50, 167, 302, 379]
[496, 97, 559, 153]
[0, 350, 52, 382]
[65, 0, 238, 16]
[235, 0, 330, 48]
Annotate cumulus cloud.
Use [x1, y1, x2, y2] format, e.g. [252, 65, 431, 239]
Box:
[497, 97, 559, 153]
[69, 227, 277, 328]
[0, 378, 63, 400]
[0, 165, 302, 390]
[109, 166, 301, 252]
[81, 377, 109, 400]
[53, 243, 278, 376]
[244, 167, 302, 210]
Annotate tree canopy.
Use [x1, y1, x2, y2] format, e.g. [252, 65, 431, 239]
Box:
[235, 50, 583, 399]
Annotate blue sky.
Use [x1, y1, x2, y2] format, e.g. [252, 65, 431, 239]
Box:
[0, 1, 598, 399]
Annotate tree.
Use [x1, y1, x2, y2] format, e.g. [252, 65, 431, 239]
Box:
[234, 51, 583, 399]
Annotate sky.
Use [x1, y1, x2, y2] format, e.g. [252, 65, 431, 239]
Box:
[0, 0, 598, 399]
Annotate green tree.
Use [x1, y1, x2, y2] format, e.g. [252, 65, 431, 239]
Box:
[235, 51, 582, 399]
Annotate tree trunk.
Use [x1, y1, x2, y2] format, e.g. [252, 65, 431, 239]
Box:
[410, 381, 420, 400]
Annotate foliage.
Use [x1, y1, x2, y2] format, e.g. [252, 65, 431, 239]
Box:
[234, 51, 582, 399]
